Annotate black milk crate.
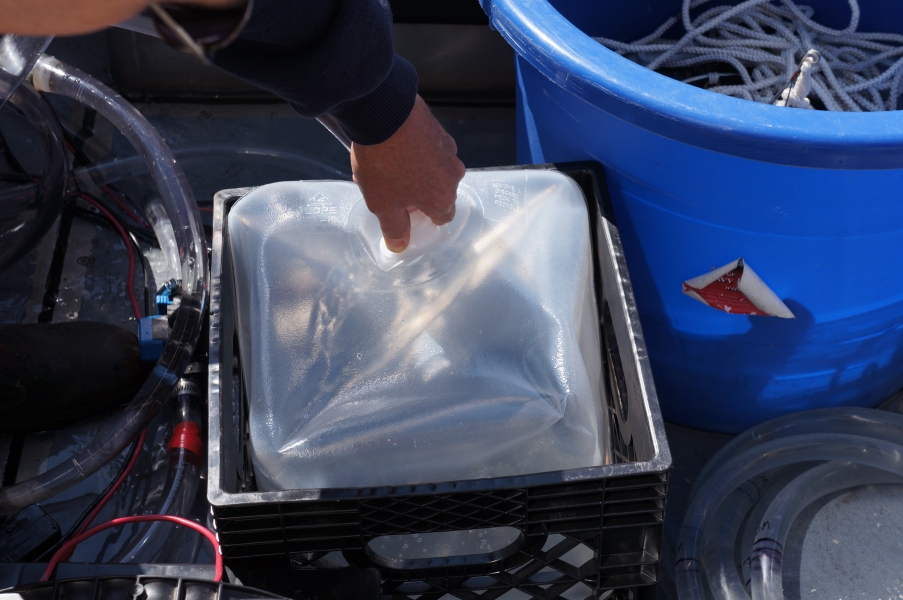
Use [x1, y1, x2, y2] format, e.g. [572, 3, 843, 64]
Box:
[207, 162, 671, 600]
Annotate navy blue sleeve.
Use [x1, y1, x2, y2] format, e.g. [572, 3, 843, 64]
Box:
[212, 0, 418, 145]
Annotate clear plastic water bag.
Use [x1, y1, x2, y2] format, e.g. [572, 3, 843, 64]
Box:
[229, 169, 608, 490]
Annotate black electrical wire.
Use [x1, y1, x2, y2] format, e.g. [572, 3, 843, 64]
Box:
[35, 435, 142, 561]
[69, 200, 154, 317]
[54, 110, 207, 272]
[52, 102, 203, 318]
[90, 187, 155, 238]
[54, 110, 159, 316]
[56, 111, 158, 237]
[102, 184, 149, 226]
[71, 204, 157, 246]
[0, 81, 203, 520]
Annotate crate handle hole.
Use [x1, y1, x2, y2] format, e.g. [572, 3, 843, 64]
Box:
[365, 526, 523, 570]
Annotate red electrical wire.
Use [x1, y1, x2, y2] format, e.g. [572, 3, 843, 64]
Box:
[78, 429, 147, 535]
[102, 185, 152, 229]
[40, 515, 222, 583]
[55, 429, 148, 563]
[78, 193, 142, 321]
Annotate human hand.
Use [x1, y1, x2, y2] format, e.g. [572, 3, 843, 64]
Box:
[351, 95, 466, 253]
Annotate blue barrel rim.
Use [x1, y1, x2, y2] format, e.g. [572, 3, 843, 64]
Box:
[483, 0, 903, 170]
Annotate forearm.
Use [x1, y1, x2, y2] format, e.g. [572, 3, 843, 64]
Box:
[0, 0, 240, 37]
[212, 0, 417, 145]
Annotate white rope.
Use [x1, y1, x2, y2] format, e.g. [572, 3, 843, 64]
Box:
[594, 0, 903, 111]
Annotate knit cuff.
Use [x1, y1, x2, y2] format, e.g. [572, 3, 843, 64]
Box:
[327, 55, 418, 146]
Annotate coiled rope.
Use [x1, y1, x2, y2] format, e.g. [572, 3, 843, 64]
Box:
[593, 0, 903, 111]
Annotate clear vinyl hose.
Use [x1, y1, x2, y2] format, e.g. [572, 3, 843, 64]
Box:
[71, 142, 351, 189]
[701, 482, 771, 600]
[0, 35, 51, 108]
[115, 380, 203, 564]
[689, 407, 903, 499]
[0, 81, 68, 273]
[734, 464, 820, 595]
[145, 198, 182, 284]
[676, 430, 903, 600]
[678, 408, 903, 600]
[0, 55, 207, 515]
[748, 461, 903, 600]
[701, 465, 814, 600]
[0, 143, 351, 207]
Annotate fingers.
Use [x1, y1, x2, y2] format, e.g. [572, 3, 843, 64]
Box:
[417, 188, 458, 226]
[372, 203, 411, 253]
[417, 130, 464, 226]
[350, 93, 468, 242]
[443, 130, 458, 156]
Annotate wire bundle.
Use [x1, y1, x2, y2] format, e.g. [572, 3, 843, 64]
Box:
[594, 0, 903, 111]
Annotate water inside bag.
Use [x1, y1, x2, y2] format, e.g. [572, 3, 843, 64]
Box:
[228, 170, 608, 490]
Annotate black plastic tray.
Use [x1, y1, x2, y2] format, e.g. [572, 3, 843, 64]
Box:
[206, 162, 671, 600]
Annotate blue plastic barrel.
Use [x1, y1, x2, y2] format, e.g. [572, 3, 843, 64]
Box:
[481, 0, 903, 432]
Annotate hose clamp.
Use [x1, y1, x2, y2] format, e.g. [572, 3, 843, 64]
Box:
[174, 378, 201, 399]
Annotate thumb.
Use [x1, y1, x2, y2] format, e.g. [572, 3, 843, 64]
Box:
[374, 204, 411, 253]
